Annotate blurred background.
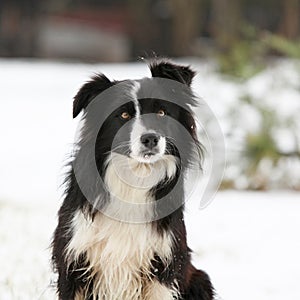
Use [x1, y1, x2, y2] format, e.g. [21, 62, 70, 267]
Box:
[1, 0, 300, 63]
[0, 1, 300, 300]
[1, 0, 300, 190]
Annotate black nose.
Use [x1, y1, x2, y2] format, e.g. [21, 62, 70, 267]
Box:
[140, 133, 160, 149]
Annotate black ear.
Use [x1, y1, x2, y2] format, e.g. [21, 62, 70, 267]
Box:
[150, 60, 196, 86]
[73, 74, 112, 118]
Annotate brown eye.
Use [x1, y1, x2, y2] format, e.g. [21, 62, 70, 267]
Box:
[157, 109, 165, 117]
[121, 112, 131, 120]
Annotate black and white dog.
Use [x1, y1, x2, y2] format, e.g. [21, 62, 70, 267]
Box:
[52, 60, 214, 300]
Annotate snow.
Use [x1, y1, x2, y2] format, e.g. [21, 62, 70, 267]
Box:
[1, 191, 299, 300]
[0, 59, 300, 299]
[186, 191, 300, 300]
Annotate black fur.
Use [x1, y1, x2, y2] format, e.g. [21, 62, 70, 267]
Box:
[73, 73, 112, 118]
[150, 60, 196, 86]
[52, 59, 214, 299]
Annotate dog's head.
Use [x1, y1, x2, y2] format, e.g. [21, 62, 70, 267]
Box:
[73, 60, 202, 207]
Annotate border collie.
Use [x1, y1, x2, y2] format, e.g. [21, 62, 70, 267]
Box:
[52, 60, 214, 300]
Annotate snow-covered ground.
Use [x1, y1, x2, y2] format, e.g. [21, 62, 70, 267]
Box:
[0, 59, 299, 299]
[1, 191, 299, 300]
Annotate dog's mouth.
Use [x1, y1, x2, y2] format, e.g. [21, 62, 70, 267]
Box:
[130, 150, 163, 164]
[142, 151, 157, 159]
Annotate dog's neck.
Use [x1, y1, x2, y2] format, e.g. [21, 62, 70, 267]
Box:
[104, 152, 177, 204]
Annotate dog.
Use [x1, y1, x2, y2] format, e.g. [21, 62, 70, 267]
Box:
[52, 59, 214, 300]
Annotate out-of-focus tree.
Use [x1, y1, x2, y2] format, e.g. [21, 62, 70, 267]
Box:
[170, 0, 202, 56]
[128, 0, 173, 58]
[278, 0, 300, 39]
[1, 0, 300, 60]
[210, 0, 241, 51]
[129, 0, 202, 58]
[0, 0, 40, 57]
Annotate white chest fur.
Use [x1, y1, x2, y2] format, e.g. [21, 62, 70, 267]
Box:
[102, 152, 177, 222]
[66, 211, 178, 300]
[66, 153, 179, 299]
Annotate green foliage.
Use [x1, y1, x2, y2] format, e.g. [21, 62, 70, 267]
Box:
[216, 25, 268, 79]
[226, 92, 294, 189]
[235, 96, 300, 189]
[217, 40, 266, 79]
[245, 131, 280, 169]
[244, 104, 281, 171]
[216, 25, 300, 79]
[262, 33, 300, 58]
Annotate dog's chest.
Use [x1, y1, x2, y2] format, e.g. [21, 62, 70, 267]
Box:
[67, 211, 175, 300]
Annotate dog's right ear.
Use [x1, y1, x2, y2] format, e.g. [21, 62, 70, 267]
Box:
[73, 74, 112, 118]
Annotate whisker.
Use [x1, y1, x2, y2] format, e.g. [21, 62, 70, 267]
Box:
[103, 141, 132, 155]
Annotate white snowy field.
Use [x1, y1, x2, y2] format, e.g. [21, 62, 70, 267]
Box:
[1, 191, 300, 300]
[0, 59, 300, 299]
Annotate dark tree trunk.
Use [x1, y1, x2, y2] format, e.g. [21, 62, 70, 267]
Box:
[279, 0, 300, 39]
[170, 0, 202, 56]
[210, 0, 241, 51]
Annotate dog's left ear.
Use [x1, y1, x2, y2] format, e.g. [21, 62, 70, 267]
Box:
[150, 60, 195, 86]
[73, 74, 112, 118]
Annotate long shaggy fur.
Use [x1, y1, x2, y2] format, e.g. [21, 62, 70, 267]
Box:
[52, 59, 215, 300]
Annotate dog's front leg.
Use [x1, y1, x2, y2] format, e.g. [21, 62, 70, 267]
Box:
[56, 260, 91, 300]
[56, 268, 77, 300]
[143, 280, 177, 300]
